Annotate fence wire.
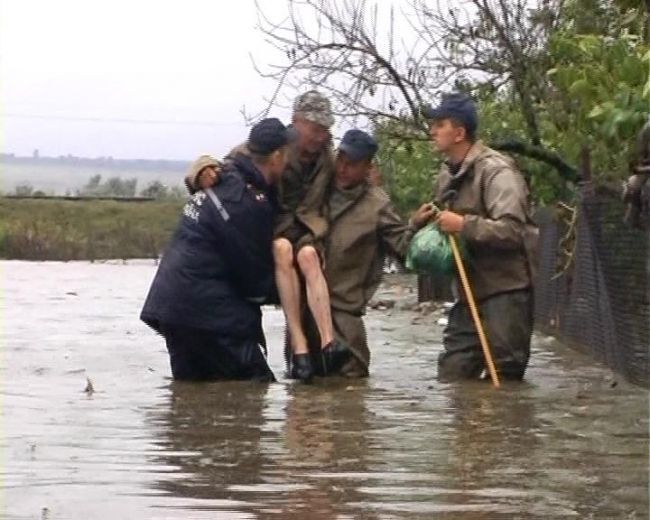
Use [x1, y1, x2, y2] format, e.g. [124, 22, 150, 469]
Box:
[535, 186, 649, 387]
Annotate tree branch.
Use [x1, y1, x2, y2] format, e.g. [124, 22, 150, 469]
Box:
[490, 138, 578, 181]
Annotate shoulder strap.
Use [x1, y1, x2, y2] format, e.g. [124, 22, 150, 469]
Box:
[205, 188, 230, 222]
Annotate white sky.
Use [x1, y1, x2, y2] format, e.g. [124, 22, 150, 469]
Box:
[0, 0, 295, 160]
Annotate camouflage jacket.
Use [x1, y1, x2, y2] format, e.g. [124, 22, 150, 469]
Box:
[433, 140, 539, 300]
[274, 143, 335, 246]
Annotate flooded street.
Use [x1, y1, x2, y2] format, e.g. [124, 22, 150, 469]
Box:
[3, 260, 648, 519]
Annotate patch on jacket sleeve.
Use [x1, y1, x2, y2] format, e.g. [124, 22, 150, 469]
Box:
[246, 183, 268, 202]
[182, 191, 207, 223]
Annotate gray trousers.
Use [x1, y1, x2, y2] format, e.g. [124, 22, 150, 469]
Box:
[438, 289, 534, 381]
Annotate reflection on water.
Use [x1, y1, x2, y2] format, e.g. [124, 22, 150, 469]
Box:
[3, 261, 649, 519]
[147, 381, 379, 519]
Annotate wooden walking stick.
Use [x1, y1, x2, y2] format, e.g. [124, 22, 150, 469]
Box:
[447, 234, 501, 388]
[433, 197, 501, 388]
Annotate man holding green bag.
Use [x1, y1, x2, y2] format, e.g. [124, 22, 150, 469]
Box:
[423, 93, 539, 381]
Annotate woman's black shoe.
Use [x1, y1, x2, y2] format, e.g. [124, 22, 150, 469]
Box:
[321, 340, 351, 375]
[289, 353, 314, 382]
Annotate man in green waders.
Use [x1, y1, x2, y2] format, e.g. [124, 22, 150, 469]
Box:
[423, 92, 539, 381]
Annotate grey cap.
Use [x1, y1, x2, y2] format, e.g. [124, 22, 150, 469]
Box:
[293, 90, 335, 128]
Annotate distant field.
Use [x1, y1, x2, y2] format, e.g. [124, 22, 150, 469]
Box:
[0, 197, 184, 260]
[0, 161, 187, 195]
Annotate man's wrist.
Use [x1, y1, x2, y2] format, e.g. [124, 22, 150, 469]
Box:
[458, 214, 467, 232]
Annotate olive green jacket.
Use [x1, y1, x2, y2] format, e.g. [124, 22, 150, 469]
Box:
[433, 140, 539, 300]
[324, 183, 416, 315]
[297, 182, 417, 375]
[275, 143, 335, 245]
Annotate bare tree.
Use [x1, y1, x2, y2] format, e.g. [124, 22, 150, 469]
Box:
[253, 0, 577, 178]
[251, 0, 442, 136]
[412, 0, 564, 146]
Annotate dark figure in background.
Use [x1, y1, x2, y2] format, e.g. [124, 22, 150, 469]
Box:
[623, 119, 650, 230]
[423, 93, 539, 381]
[140, 118, 295, 381]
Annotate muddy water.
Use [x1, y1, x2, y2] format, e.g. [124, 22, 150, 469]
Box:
[2, 260, 648, 519]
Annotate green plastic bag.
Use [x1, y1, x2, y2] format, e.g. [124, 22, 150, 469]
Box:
[405, 223, 466, 276]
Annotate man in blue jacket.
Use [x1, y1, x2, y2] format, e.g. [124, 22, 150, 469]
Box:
[140, 118, 295, 381]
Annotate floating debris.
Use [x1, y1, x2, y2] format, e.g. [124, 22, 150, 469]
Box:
[368, 298, 396, 310]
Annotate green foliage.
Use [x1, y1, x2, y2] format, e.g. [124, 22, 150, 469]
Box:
[475, 0, 649, 193]
[378, 0, 649, 212]
[14, 183, 34, 197]
[0, 198, 184, 260]
[0, 158, 188, 196]
[474, 89, 576, 204]
[167, 186, 186, 199]
[376, 137, 439, 216]
[77, 174, 138, 197]
[139, 180, 187, 200]
[374, 120, 440, 216]
[545, 25, 649, 182]
[140, 180, 169, 199]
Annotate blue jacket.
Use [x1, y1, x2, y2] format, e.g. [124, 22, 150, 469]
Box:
[140, 154, 277, 338]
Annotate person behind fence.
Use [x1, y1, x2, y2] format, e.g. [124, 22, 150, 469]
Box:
[140, 118, 296, 381]
[423, 92, 539, 381]
[185, 91, 351, 382]
[294, 129, 435, 377]
[622, 118, 650, 230]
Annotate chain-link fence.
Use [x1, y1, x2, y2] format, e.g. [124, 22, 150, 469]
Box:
[535, 184, 649, 387]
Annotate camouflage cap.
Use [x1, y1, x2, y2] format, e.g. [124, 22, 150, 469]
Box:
[293, 90, 334, 128]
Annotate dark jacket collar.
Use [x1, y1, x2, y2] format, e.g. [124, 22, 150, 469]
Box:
[231, 153, 271, 192]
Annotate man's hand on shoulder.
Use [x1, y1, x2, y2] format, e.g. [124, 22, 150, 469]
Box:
[198, 165, 221, 190]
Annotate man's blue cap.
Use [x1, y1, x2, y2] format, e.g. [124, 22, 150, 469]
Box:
[422, 92, 478, 135]
[248, 118, 297, 155]
[338, 129, 378, 162]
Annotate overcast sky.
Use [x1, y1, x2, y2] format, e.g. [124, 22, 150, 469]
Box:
[1, 0, 299, 160]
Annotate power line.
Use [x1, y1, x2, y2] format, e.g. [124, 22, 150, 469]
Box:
[3, 113, 245, 127]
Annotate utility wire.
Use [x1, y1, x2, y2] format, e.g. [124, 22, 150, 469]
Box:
[4, 113, 244, 127]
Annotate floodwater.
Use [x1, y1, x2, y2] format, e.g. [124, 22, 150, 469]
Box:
[2, 260, 648, 519]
